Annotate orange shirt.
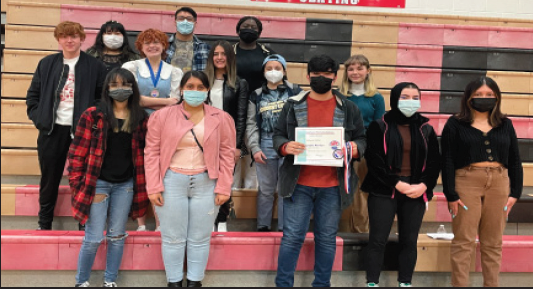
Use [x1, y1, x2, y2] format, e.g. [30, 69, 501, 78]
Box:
[297, 96, 339, 188]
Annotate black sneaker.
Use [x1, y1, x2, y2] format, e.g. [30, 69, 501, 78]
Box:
[257, 227, 271, 232]
[78, 223, 86, 231]
[37, 226, 51, 231]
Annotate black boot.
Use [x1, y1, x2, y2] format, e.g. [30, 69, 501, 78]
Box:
[167, 281, 182, 287]
[186, 280, 202, 287]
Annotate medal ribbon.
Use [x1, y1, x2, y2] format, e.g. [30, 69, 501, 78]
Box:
[146, 58, 163, 88]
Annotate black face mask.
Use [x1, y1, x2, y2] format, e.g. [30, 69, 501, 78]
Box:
[239, 29, 259, 43]
[471, 98, 497, 112]
[310, 76, 334, 94]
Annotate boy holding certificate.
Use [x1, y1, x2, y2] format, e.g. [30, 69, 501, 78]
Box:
[273, 54, 366, 287]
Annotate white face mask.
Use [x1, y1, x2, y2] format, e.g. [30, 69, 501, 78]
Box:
[397, 99, 421, 117]
[103, 34, 124, 50]
[264, 70, 284, 84]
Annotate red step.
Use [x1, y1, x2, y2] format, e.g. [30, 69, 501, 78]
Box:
[0, 231, 343, 271]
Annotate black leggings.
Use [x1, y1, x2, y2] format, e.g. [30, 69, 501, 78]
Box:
[365, 189, 426, 284]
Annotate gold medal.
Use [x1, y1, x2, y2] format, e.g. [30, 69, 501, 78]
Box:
[150, 89, 160, 98]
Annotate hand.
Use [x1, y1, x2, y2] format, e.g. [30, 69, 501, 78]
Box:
[167, 97, 179, 106]
[285, 141, 306, 156]
[395, 181, 411, 194]
[404, 183, 427, 199]
[234, 148, 241, 163]
[253, 151, 267, 164]
[149, 193, 164, 207]
[448, 199, 467, 218]
[505, 197, 518, 218]
[215, 194, 230, 206]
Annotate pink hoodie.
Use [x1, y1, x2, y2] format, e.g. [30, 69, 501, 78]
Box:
[144, 104, 236, 196]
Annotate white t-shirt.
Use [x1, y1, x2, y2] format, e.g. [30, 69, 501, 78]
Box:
[55, 56, 79, 126]
[210, 79, 224, 110]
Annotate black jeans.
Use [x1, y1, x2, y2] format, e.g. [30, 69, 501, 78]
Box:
[37, 125, 72, 228]
[365, 178, 426, 284]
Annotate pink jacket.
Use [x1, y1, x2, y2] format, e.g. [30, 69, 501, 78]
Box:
[145, 104, 236, 196]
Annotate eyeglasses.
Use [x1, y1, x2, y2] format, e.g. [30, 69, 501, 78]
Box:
[176, 16, 195, 22]
[109, 83, 133, 89]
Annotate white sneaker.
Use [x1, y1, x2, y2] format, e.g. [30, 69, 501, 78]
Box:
[104, 281, 118, 287]
[155, 226, 161, 232]
[367, 283, 380, 287]
[75, 281, 90, 287]
[399, 283, 412, 287]
[136, 225, 146, 232]
[217, 222, 228, 232]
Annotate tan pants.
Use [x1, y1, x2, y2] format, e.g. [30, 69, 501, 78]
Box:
[451, 166, 509, 287]
[349, 157, 369, 233]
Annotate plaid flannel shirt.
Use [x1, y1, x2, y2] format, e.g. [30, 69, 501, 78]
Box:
[69, 107, 149, 224]
[165, 34, 210, 71]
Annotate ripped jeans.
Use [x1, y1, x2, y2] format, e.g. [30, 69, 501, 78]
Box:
[76, 178, 134, 284]
[156, 170, 219, 283]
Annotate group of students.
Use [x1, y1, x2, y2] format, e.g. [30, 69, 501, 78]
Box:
[24, 6, 523, 288]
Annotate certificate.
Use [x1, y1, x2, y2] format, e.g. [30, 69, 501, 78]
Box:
[294, 127, 345, 167]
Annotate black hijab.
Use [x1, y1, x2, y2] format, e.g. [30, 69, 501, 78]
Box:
[383, 82, 428, 177]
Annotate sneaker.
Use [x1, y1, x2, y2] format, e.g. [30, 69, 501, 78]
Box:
[399, 283, 412, 287]
[257, 226, 271, 232]
[75, 281, 90, 287]
[103, 281, 118, 287]
[217, 222, 228, 232]
[78, 223, 86, 231]
[367, 283, 380, 287]
[136, 225, 147, 232]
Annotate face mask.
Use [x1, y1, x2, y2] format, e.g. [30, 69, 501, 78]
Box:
[265, 70, 284, 84]
[239, 29, 259, 44]
[103, 34, 124, 50]
[108, 88, 133, 102]
[310, 76, 334, 94]
[397, 99, 421, 117]
[183, 90, 208, 107]
[177, 20, 195, 35]
[471, 98, 497, 112]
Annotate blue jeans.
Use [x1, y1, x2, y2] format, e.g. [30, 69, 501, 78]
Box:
[275, 185, 342, 287]
[76, 178, 134, 284]
[155, 170, 219, 283]
[256, 156, 284, 230]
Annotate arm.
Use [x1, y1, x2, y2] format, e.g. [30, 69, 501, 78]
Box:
[236, 79, 249, 150]
[273, 101, 292, 156]
[418, 126, 441, 192]
[26, 61, 42, 123]
[507, 120, 523, 199]
[348, 103, 366, 160]
[246, 100, 261, 155]
[144, 111, 165, 195]
[68, 110, 93, 191]
[214, 114, 237, 196]
[94, 61, 107, 105]
[169, 66, 183, 99]
[373, 92, 386, 121]
[364, 121, 401, 189]
[441, 119, 460, 202]
[140, 95, 178, 110]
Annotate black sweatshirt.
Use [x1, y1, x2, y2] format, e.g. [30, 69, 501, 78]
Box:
[441, 116, 523, 201]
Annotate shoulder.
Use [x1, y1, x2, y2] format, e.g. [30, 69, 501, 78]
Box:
[122, 59, 143, 71]
[372, 92, 385, 100]
[40, 53, 62, 65]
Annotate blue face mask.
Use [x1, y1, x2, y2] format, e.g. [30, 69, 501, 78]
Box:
[177, 20, 194, 35]
[183, 90, 208, 107]
[397, 99, 421, 117]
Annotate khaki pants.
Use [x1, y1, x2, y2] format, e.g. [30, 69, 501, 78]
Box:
[451, 166, 509, 287]
[349, 157, 369, 233]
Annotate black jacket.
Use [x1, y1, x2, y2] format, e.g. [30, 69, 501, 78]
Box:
[221, 76, 249, 151]
[361, 114, 441, 200]
[273, 90, 367, 210]
[26, 51, 107, 135]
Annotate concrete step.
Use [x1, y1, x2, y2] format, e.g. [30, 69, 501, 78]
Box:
[1, 270, 532, 287]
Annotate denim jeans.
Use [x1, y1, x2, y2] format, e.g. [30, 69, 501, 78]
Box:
[76, 178, 134, 284]
[275, 185, 342, 287]
[156, 170, 219, 283]
[256, 156, 284, 230]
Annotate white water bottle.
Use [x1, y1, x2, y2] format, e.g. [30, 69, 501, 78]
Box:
[437, 225, 447, 234]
